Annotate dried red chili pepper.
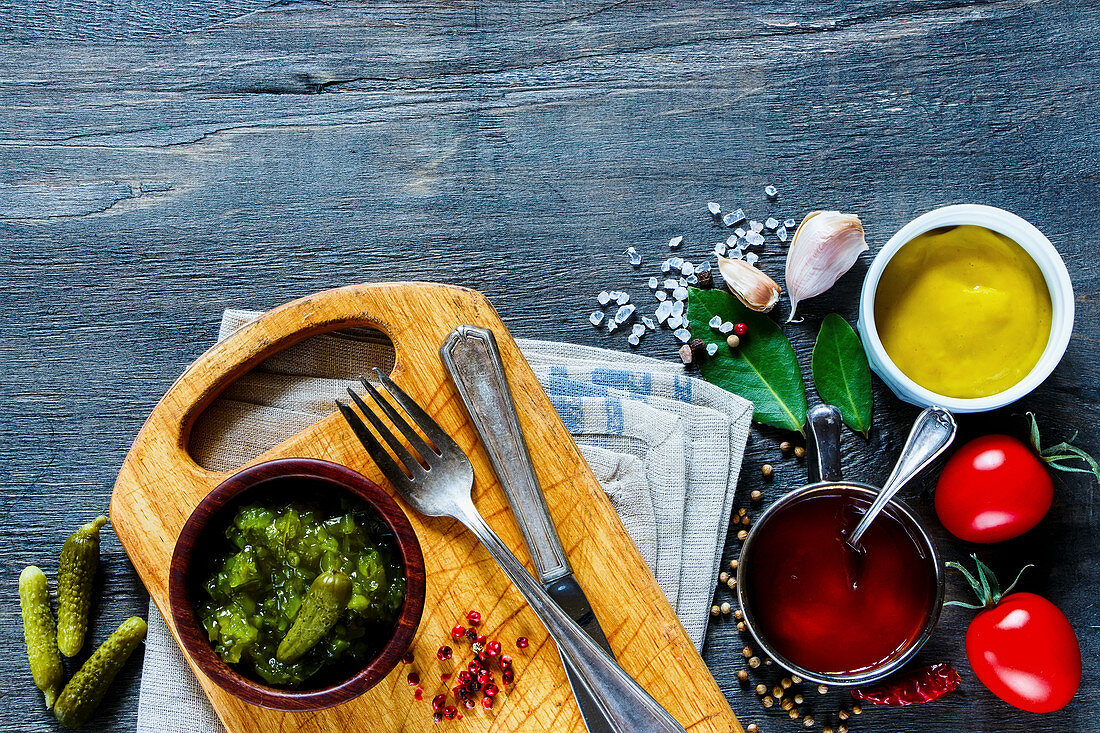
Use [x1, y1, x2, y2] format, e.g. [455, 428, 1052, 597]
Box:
[851, 664, 961, 706]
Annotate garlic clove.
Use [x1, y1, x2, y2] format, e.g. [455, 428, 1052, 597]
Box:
[785, 210, 867, 322]
[717, 255, 782, 312]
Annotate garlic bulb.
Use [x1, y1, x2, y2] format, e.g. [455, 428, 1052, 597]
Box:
[717, 255, 782, 312]
[785, 211, 868, 322]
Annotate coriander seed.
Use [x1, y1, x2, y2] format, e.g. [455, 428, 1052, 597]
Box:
[721, 602, 731, 615]
[747, 725, 759, 733]
[748, 656, 761, 668]
[733, 609, 743, 620]
[780, 440, 792, 454]
[729, 559, 738, 571]
[742, 646, 753, 658]
[793, 693, 804, 704]
[794, 445, 806, 458]
[750, 490, 763, 501]
[736, 621, 746, 632]
[781, 677, 792, 689]
[755, 684, 767, 695]
[762, 696, 774, 708]
[761, 464, 774, 478]
[719, 571, 729, 583]
[710, 605, 720, 617]
[803, 716, 814, 727]
[772, 685, 783, 698]
[818, 684, 828, 694]
[737, 670, 749, 682]
[838, 710, 849, 721]
[781, 698, 794, 711]
[737, 529, 748, 540]
[726, 577, 736, 589]
[838, 725, 848, 733]
[789, 709, 800, 720]
[852, 704, 862, 715]
[791, 675, 802, 684]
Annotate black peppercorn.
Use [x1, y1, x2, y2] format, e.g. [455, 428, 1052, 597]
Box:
[697, 270, 714, 289]
[689, 338, 706, 357]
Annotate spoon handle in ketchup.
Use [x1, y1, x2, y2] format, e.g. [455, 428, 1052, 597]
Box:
[848, 406, 957, 549]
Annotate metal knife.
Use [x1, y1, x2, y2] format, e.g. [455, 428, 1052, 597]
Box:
[441, 325, 615, 733]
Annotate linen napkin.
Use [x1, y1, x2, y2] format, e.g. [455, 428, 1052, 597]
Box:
[136, 309, 752, 733]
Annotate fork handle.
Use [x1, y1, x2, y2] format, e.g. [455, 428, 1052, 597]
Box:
[453, 504, 687, 733]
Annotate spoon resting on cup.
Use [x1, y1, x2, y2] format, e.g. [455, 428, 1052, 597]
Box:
[846, 406, 957, 551]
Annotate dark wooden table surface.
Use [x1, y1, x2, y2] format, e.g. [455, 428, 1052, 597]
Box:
[1, 1, 1096, 731]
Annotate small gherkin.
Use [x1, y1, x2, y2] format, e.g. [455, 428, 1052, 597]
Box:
[54, 616, 147, 729]
[276, 571, 352, 664]
[57, 515, 108, 657]
[19, 566, 63, 708]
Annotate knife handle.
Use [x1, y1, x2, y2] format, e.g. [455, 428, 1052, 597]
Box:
[441, 325, 571, 583]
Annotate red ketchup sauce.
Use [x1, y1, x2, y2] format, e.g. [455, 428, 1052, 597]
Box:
[743, 489, 937, 675]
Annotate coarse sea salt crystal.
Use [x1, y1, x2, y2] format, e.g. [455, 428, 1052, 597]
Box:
[698, 261, 712, 272]
[776, 226, 788, 242]
[667, 314, 683, 329]
[661, 259, 671, 273]
[719, 321, 734, 334]
[749, 220, 764, 233]
[648, 276, 659, 289]
[746, 232, 765, 246]
[655, 300, 673, 323]
[687, 274, 698, 285]
[765, 185, 778, 200]
[616, 292, 630, 305]
[729, 209, 746, 225]
[706, 342, 718, 357]
[669, 235, 683, 249]
[727, 235, 739, 246]
[672, 287, 688, 301]
[628, 333, 641, 347]
[734, 228, 746, 239]
[764, 217, 779, 231]
[709, 315, 722, 328]
[674, 328, 692, 343]
[707, 202, 721, 216]
[608, 318, 619, 333]
[678, 277, 688, 287]
[663, 278, 679, 289]
[681, 262, 695, 276]
[671, 300, 685, 317]
[628, 249, 642, 267]
[722, 213, 739, 227]
[655, 290, 667, 301]
[714, 242, 728, 256]
[590, 311, 604, 326]
[615, 304, 636, 323]
[669, 257, 683, 268]
[642, 316, 656, 330]
[784, 218, 796, 229]
[631, 323, 646, 338]
[745, 252, 759, 266]
[598, 291, 611, 306]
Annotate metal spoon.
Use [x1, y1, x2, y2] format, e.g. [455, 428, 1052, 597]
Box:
[846, 406, 957, 550]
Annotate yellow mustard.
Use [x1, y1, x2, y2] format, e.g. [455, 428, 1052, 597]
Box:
[874, 224, 1051, 398]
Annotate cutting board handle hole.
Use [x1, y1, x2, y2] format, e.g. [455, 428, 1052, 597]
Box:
[187, 315, 396, 472]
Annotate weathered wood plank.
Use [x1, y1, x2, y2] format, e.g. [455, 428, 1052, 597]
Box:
[0, 0, 1097, 730]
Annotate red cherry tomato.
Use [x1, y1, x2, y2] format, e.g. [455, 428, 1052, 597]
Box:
[965, 592, 1081, 713]
[935, 435, 1053, 543]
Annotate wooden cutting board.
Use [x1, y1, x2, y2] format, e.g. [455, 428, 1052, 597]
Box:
[111, 282, 741, 732]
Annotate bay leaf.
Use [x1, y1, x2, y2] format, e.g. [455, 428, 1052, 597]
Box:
[687, 287, 807, 434]
[812, 313, 873, 437]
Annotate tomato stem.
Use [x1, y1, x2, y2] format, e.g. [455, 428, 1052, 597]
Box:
[1026, 412, 1100, 486]
[945, 555, 1034, 609]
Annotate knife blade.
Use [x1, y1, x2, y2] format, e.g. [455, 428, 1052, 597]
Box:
[442, 325, 616, 733]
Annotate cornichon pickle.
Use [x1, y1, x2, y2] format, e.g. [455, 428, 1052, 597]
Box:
[57, 516, 108, 657]
[19, 566, 63, 709]
[277, 571, 352, 664]
[54, 616, 147, 729]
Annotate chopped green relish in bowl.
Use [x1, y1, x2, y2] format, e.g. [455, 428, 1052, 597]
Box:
[196, 493, 406, 688]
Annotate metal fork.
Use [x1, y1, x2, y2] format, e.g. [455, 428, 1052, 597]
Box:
[337, 369, 686, 733]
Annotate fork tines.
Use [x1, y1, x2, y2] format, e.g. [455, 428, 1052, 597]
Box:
[337, 369, 458, 486]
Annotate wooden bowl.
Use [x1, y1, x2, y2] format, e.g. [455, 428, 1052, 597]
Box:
[169, 457, 426, 712]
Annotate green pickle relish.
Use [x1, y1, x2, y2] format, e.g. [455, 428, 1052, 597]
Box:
[197, 497, 406, 687]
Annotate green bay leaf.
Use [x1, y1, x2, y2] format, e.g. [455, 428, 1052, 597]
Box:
[687, 288, 807, 434]
[811, 313, 873, 437]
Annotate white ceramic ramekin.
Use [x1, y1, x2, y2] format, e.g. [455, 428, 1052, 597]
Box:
[857, 204, 1074, 413]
